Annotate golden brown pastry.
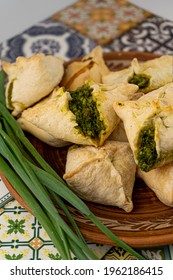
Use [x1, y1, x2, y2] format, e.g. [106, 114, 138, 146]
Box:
[103, 55, 173, 93]
[107, 90, 142, 142]
[63, 141, 136, 212]
[60, 46, 110, 90]
[137, 164, 173, 207]
[108, 121, 128, 142]
[2, 53, 64, 116]
[113, 83, 173, 172]
[17, 80, 138, 147]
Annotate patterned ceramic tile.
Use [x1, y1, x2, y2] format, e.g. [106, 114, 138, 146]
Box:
[87, 242, 111, 259]
[102, 245, 172, 260]
[140, 246, 172, 260]
[0, 20, 98, 63]
[51, 0, 151, 45]
[0, 177, 13, 207]
[0, 200, 111, 260]
[108, 15, 173, 54]
[102, 246, 138, 260]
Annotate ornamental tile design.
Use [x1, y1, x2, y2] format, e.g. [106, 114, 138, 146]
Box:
[0, 177, 13, 207]
[102, 246, 137, 260]
[109, 16, 173, 54]
[140, 246, 171, 260]
[29, 237, 44, 250]
[102, 246, 173, 260]
[0, 21, 97, 62]
[0, 200, 111, 260]
[51, 0, 151, 44]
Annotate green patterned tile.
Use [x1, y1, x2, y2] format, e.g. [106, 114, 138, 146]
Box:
[0, 200, 111, 260]
[0, 208, 36, 243]
[0, 244, 36, 260]
[38, 245, 64, 260]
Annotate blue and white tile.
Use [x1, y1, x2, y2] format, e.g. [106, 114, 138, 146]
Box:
[0, 19, 98, 63]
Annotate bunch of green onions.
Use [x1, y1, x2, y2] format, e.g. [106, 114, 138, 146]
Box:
[0, 70, 146, 260]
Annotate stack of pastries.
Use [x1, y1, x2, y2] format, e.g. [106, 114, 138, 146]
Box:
[2, 46, 173, 212]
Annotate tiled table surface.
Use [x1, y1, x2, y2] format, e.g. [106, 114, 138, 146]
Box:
[0, 0, 173, 260]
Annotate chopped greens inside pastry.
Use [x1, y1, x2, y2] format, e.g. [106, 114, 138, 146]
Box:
[113, 83, 173, 172]
[136, 124, 157, 172]
[128, 73, 150, 89]
[103, 55, 173, 93]
[63, 140, 136, 212]
[18, 80, 138, 147]
[2, 53, 64, 116]
[68, 84, 105, 138]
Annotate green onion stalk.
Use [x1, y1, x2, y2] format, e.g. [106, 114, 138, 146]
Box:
[0, 70, 146, 260]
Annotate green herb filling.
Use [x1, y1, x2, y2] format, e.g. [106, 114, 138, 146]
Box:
[128, 73, 150, 89]
[137, 125, 157, 172]
[69, 84, 105, 138]
[7, 80, 14, 109]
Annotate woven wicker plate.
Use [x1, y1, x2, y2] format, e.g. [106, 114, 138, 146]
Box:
[4, 51, 173, 248]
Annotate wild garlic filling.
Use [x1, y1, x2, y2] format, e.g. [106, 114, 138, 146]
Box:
[68, 84, 105, 139]
[137, 124, 157, 172]
[128, 73, 150, 89]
